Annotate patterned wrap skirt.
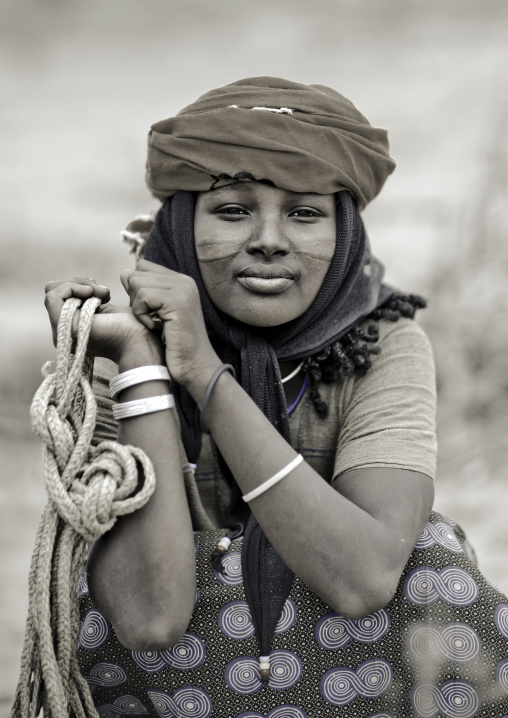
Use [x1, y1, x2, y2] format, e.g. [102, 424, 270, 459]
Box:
[77, 511, 508, 718]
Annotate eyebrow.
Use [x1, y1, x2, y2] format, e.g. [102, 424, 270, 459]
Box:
[207, 184, 324, 200]
[208, 183, 254, 197]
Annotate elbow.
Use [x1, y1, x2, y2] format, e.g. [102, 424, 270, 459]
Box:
[329, 569, 399, 621]
[86, 539, 197, 652]
[88, 575, 196, 652]
[108, 593, 196, 651]
[113, 615, 190, 652]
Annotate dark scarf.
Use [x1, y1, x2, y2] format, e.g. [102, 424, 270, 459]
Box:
[145, 189, 393, 667]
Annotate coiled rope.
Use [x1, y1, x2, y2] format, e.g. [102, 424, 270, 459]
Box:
[11, 297, 156, 718]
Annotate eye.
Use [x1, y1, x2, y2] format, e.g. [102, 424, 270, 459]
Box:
[289, 207, 322, 220]
[215, 205, 250, 219]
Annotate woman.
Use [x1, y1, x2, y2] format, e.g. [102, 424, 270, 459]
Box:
[44, 78, 508, 717]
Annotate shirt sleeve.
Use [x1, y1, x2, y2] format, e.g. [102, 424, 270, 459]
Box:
[333, 318, 437, 480]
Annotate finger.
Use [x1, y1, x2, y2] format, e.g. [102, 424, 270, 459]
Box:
[44, 282, 92, 320]
[120, 269, 132, 294]
[121, 269, 180, 305]
[44, 284, 89, 342]
[130, 287, 167, 331]
[122, 268, 177, 291]
[136, 259, 176, 275]
[44, 281, 111, 345]
[123, 274, 181, 304]
[45, 277, 110, 302]
[96, 303, 132, 315]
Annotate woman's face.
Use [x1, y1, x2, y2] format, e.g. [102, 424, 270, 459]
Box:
[194, 182, 336, 327]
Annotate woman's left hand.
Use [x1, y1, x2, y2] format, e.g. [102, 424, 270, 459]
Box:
[121, 260, 222, 395]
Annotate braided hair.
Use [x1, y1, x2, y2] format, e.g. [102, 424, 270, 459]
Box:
[303, 292, 427, 417]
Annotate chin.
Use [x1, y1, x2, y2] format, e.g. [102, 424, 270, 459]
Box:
[244, 316, 289, 328]
[222, 306, 298, 328]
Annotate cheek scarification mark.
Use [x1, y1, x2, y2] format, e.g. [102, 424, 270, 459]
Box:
[294, 247, 336, 262]
[196, 252, 240, 264]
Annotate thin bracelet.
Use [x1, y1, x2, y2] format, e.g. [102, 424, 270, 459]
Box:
[200, 364, 235, 434]
[109, 365, 171, 400]
[112, 393, 175, 420]
[243, 454, 304, 502]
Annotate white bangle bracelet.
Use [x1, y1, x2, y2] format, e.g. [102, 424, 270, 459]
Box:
[242, 454, 304, 502]
[112, 393, 175, 420]
[109, 365, 171, 400]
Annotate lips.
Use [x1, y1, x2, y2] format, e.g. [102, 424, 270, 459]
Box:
[237, 265, 297, 294]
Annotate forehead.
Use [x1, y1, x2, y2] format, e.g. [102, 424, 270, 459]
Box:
[197, 182, 333, 204]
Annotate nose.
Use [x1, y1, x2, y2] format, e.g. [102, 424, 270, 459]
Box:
[245, 216, 290, 257]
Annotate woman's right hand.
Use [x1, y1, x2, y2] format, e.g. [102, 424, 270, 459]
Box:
[44, 277, 163, 365]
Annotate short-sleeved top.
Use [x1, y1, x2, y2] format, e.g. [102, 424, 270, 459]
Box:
[92, 317, 437, 531]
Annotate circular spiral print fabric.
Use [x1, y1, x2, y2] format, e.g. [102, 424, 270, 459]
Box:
[130, 633, 206, 673]
[214, 551, 243, 585]
[265, 707, 307, 718]
[315, 609, 390, 650]
[274, 598, 297, 635]
[96, 694, 149, 718]
[319, 659, 393, 705]
[410, 680, 480, 718]
[406, 622, 481, 663]
[268, 651, 303, 690]
[84, 662, 128, 689]
[77, 609, 109, 650]
[403, 566, 479, 606]
[235, 708, 306, 718]
[146, 689, 174, 718]
[218, 601, 255, 640]
[148, 687, 213, 718]
[76, 515, 508, 717]
[495, 604, 508, 639]
[76, 572, 89, 597]
[129, 649, 167, 673]
[225, 657, 263, 695]
[496, 658, 508, 693]
[415, 522, 463, 553]
[162, 633, 207, 671]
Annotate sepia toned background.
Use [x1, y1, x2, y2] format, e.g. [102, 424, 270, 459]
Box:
[1, 0, 508, 710]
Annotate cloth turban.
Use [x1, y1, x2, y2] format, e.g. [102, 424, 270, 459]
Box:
[146, 76, 396, 211]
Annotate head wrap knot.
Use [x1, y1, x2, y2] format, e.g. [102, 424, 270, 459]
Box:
[146, 76, 396, 210]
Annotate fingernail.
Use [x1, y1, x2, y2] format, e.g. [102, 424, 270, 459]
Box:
[97, 284, 109, 290]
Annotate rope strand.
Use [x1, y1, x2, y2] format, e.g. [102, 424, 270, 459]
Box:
[11, 297, 157, 718]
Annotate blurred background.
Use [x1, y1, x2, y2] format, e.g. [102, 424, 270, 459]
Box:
[1, 0, 507, 709]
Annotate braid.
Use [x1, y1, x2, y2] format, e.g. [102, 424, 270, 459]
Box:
[302, 293, 427, 417]
[369, 292, 427, 321]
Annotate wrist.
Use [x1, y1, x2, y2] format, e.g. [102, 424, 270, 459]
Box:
[180, 356, 224, 406]
[117, 338, 165, 374]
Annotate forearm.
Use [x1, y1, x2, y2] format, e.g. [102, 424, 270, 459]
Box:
[87, 344, 196, 650]
[190, 370, 414, 618]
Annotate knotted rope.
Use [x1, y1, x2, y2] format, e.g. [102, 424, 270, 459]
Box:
[11, 297, 156, 718]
